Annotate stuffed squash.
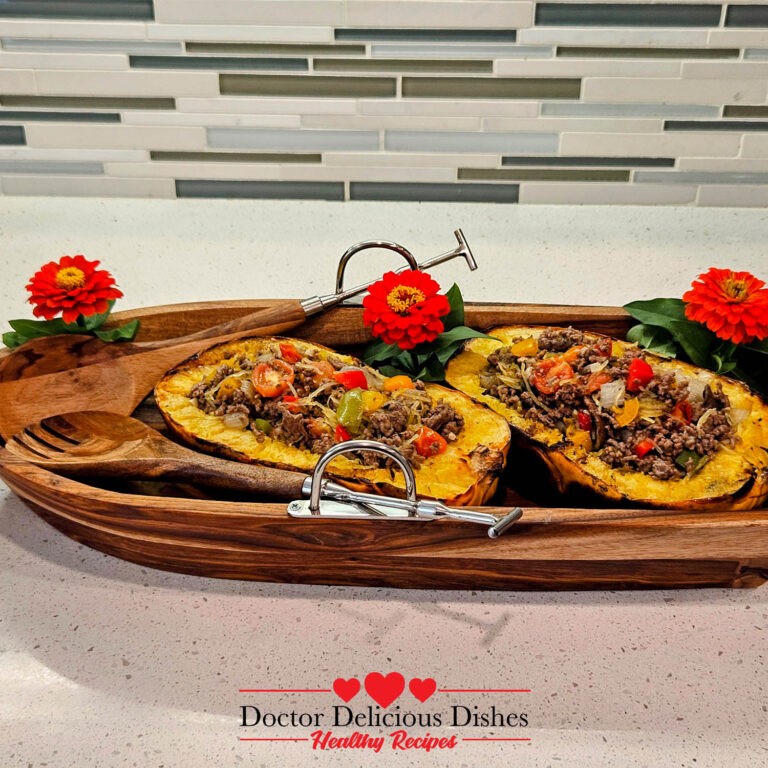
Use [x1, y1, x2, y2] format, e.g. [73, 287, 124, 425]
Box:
[445, 325, 768, 510]
[155, 336, 510, 505]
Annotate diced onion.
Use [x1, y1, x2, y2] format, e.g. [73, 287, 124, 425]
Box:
[599, 380, 626, 410]
[687, 376, 710, 403]
[587, 360, 608, 374]
[222, 412, 249, 429]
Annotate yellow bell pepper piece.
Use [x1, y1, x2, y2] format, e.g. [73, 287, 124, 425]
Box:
[362, 390, 387, 413]
[509, 337, 539, 357]
[217, 375, 242, 398]
[613, 397, 640, 427]
[570, 429, 592, 451]
[384, 375, 414, 391]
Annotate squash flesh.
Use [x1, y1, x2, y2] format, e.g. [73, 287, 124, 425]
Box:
[156, 337, 511, 506]
[446, 327, 768, 510]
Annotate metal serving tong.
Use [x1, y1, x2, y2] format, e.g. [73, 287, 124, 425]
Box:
[287, 440, 523, 539]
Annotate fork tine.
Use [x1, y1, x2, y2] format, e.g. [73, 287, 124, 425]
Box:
[39, 416, 82, 445]
[22, 423, 72, 453]
[8, 434, 52, 461]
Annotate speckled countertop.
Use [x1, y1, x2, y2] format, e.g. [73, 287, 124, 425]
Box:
[1, 198, 766, 768]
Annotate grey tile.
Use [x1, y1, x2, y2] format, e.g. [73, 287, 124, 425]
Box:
[460, 167, 630, 182]
[314, 58, 492, 74]
[558, 46, 738, 59]
[336, 29, 517, 43]
[402, 77, 581, 99]
[0, 0, 153, 20]
[744, 49, 768, 60]
[665, 120, 768, 131]
[536, 3, 722, 27]
[542, 101, 719, 117]
[0, 110, 120, 123]
[502, 155, 675, 167]
[151, 150, 321, 163]
[220, 74, 396, 98]
[724, 105, 768, 117]
[725, 5, 768, 27]
[1, 95, 175, 109]
[635, 171, 768, 184]
[2, 38, 180, 54]
[186, 42, 366, 56]
[176, 179, 344, 200]
[209, 127, 379, 151]
[350, 181, 519, 203]
[0, 125, 25, 144]
[0, 160, 103, 174]
[372, 43, 552, 59]
[385, 130, 557, 154]
[130, 55, 307, 71]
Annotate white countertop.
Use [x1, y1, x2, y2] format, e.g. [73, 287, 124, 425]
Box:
[1, 198, 767, 768]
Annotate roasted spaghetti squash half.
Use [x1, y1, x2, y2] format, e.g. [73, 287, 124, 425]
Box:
[155, 336, 510, 505]
[445, 325, 768, 510]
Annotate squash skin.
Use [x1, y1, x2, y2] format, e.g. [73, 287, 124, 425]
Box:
[155, 336, 511, 506]
[445, 326, 768, 511]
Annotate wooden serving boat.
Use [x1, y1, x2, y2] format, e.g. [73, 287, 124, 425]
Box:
[1, 300, 766, 591]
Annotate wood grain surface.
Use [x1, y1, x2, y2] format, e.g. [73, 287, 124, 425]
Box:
[0, 300, 765, 591]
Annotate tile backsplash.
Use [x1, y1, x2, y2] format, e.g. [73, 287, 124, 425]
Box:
[1, 0, 767, 205]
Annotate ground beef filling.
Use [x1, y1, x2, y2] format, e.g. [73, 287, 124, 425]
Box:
[481, 328, 736, 480]
[188, 356, 464, 469]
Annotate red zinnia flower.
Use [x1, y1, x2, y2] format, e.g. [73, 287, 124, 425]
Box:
[683, 267, 768, 345]
[26, 254, 123, 324]
[362, 269, 451, 350]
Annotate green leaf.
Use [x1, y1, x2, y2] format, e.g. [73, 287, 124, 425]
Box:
[432, 325, 492, 348]
[2, 331, 27, 348]
[362, 338, 400, 364]
[623, 298, 688, 329]
[666, 319, 716, 368]
[8, 317, 73, 337]
[712, 354, 738, 375]
[81, 300, 116, 331]
[442, 283, 464, 330]
[626, 323, 678, 358]
[93, 319, 140, 342]
[675, 450, 707, 475]
[377, 364, 409, 378]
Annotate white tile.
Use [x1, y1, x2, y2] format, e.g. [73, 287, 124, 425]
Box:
[697, 185, 768, 207]
[519, 182, 697, 205]
[372, 43, 552, 59]
[386, 130, 557, 154]
[24, 124, 207, 150]
[153, 1, 344, 25]
[34, 69, 219, 97]
[146, 24, 332, 42]
[209, 126, 379, 151]
[741, 135, 768, 158]
[358, 99, 539, 117]
[561, 132, 741, 158]
[177, 97, 356, 115]
[682, 62, 768, 79]
[323, 151, 500, 168]
[0, 20, 148, 40]
[0, 51, 128, 70]
[708, 30, 768, 47]
[0, 68, 36, 93]
[0, 175, 175, 197]
[347, 1, 534, 27]
[543, 102, 719, 117]
[301, 114, 482, 130]
[582, 77, 766, 105]
[518, 28, 710, 46]
[0, 147, 149, 161]
[496, 58, 681, 77]
[122, 111, 301, 128]
[280, 164, 455, 182]
[679, 156, 768, 171]
[484, 116, 662, 133]
[105, 161, 281, 180]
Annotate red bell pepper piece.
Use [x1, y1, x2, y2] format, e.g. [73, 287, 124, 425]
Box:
[634, 438, 655, 458]
[334, 424, 351, 442]
[279, 341, 302, 363]
[576, 411, 592, 431]
[626, 358, 654, 392]
[333, 369, 368, 390]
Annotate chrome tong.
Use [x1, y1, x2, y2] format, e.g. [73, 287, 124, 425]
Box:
[300, 228, 477, 316]
[287, 440, 523, 539]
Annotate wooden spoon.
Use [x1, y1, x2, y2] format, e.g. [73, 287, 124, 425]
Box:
[3, 411, 306, 499]
[0, 301, 306, 439]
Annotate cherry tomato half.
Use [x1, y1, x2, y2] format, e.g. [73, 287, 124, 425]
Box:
[670, 399, 693, 424]
[251, 358, 295, 399]
[413, 426, 448, 458]
[530, 358, 575, 395]
[583, 371, 612, 394]
[279, 341, 302, 363]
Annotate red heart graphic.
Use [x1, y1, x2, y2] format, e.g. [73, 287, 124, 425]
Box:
[364, 672, 405, 708]
[409, 677, 437, 703]
[333, 677, 360, 703]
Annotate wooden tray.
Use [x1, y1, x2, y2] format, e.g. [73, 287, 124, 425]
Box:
[1, 300, 766, 591]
